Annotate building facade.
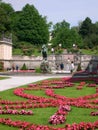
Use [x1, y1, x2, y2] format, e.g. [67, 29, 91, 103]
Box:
[0, 38, 12, 60]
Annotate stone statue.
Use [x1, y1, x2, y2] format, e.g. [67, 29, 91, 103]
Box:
[40, 59, 51, 73]
[41, 44, 47, 60]
[40, 44, 51, 73]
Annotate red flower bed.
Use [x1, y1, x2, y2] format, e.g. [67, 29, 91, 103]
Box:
[17, 70, 35, 73]
[0, 109, 33, 115]
[87, 83, 96, 87]
[90, 111, 98, 116]
[0, 77, 98, 130]
[49, 105, 71, 125]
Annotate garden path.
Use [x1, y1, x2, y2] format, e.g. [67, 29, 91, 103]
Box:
[0, 75, 71, 91]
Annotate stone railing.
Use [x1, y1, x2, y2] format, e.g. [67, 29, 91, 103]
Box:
[0, 37, 12, 43]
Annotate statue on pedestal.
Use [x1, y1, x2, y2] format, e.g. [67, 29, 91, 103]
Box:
[40, 59, 51, 73]
[41, 44, 47, 60]
[40, 44, 51, 73]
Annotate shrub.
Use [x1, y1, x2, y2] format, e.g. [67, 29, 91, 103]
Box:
[35, 67, 42, 73]
[21, 63, 28, 70]
[77, 63, 82, 71]
[0, 62, 4, 70]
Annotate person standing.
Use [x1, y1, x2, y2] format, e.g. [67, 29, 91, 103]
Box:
[12, 64, 15, 71]
[71, 61, 75, 73]
[66, 58, 71, 71]
[16, 65, 19, 71]
[89, 62, 93, 74]
[60, 62, 64, 70]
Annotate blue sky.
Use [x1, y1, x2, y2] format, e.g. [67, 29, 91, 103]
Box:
[2, 0, 98, 27]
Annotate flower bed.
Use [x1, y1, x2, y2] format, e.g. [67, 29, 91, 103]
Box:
[0, 109, 33, 115]
[49, 105, 71, 125]
[0, 77, 98, 130]
[90, 111, 98, 116]
[16, 69, 35, 72]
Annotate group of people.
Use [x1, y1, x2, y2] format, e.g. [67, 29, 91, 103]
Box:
[7, 64, 19, 72]
[12, 64, 19, 71]
[56, 61, 75, 73]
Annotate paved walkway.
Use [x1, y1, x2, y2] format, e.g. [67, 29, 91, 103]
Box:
[0, 75, 71, 91]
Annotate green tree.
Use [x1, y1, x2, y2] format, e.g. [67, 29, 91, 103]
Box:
[79, 17, 93, 38]
[0, 1, 14, 37]
[52, 20, 82, 49]
[79, 17, 98, 49]
[12, 4, 49, 45]
[52, 20, 70, 37]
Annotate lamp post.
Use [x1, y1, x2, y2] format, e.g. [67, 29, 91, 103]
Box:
[73, 43, 77, 51]
[51, 48, 54, 54]
[59, 43, 62, 48]
[73, 44, 77, 64]
[58, 43, 62, 53]
[73, 43, 76, 49]
[79, 51, 82, 65]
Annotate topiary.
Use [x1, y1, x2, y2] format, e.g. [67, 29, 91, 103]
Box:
[77, 63, 82, 71]
[0, 62, 4, 71]
[21, 63, 28, 70]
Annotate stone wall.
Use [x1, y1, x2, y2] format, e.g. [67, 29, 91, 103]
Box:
[1, 54, 98, 71]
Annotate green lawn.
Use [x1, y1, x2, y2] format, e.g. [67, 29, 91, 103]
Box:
[0, 76, 9, 80]
[0, 78, 98, 129]
[81, 49, 98, 55]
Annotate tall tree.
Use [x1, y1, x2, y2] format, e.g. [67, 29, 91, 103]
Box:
[79, 17, 93, 38]
[0, 1, 14, 37]
[12, 4, 49, 45]
[79, 17, 98, 48]
[52, 20, 82, 49]
[52, 20, 70, 37]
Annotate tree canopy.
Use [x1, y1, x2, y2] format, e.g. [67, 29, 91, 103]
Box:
[0, 1, 98, 55]
[0, 1, 14, 37]
[79, 17, 98, 48]
[11, 4, 49, 45]
[51, 20, 83, 49]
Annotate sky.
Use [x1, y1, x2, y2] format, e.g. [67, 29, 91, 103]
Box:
[2, 0, 98, 27]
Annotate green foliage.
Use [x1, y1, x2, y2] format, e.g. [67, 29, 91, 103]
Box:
[52, 20, 83, 49]
[13, 48, 23, 55]
[79, 17, 92, 37]
[13, 41, 33, 56]
[11, 4, 49, 46]
[79, 17, 98, 49]
[1, 1, 98, 52]
[80, 48, 98, 55]
[68, 48, 79, 54]
[0, 62, 4, 70]
[0, 76, 9, 80]
[21, 63, 28, 70]
[77, 63, 82, 71]
[35, 67, 42, 73]
[0, 1, 14, 36]
[0, 79, 97, 129]
[55, 49, 63, 54]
